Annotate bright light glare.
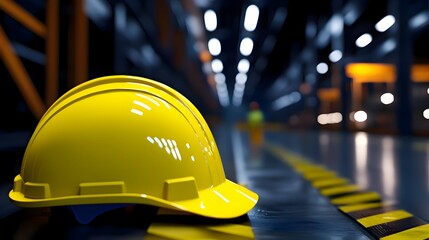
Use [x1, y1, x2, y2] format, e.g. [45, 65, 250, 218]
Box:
[380, 93, 394, 105]
[318, 114, 329, 125]
[244, 5, 260, 31]
[211, 59, 223, 73]
[235, 73, 247, 84]
[354, 110, 368, 122]
[216, 82, 230, 107]
[329, 50, 343, 63]
[240, 37, 254, 56]
[427, 88, 429, 94]
[214, 73, 225, 84]
[316, 62, 329, 74]
[375, 15, 395, 32]
[356, 33, 372, 48]
[317, 112, 342, 125]
[237, 59, 250, 73]
[208, 38, 221, 56]
[424, 109, 429, 119]
[204, 10, 217, 31]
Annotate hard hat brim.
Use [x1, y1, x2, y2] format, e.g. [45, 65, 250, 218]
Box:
[9, 179, 258, 219]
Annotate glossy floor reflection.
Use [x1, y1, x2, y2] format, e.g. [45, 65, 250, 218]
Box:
[234, 129, 429, 239]
[229, 130, 373, 239]
[1, 128, 429, 239]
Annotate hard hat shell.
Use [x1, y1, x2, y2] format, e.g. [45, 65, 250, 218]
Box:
[9, 75, 258, 219]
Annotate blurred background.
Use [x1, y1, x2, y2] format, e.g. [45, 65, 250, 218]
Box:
[2, 1, 429, 237]
[2, 0, 429, 136]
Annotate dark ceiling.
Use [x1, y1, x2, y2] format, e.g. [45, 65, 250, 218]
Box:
[2, 0, 429, 129]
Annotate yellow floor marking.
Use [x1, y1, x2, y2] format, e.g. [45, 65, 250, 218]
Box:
[320, 184, 361, 197]
[303, 171, 337, 180]
[380, 224, 429, 240]
[357, 210, 412, 228]
[339, 202, 385, 213]
[331, 192, 381, 205]
[312, 177, 349, 188]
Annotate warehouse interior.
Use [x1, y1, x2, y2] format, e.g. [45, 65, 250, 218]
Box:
[1, 0, 429, 239]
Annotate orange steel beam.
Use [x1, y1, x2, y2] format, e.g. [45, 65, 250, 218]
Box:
[71, 0, 88, 86]
[346, 63, 429, 83]
[0, 26, 46, 119]
[45, 0, 59, 106]
[0, 0, 46, 38]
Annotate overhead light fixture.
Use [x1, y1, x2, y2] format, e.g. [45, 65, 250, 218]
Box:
[240, 37, 254, 56]
[204, 10, 217, 31]
[329, 50, 343, 63]
[244, 4, 259, 32]
[237, 59, 250, 73]
[380, 93, 394, 105]
[356, 33, 372, 48]
[354, 110, 367, 122]
[211, 59, 223, 73]
[214, 73, 225, 84]
[424, 109, 429, 119]
[208, 38, 221, 56]
[235, 73, 247, 84]
[216, 82, 230, 107]
[234, 82, 246, 92]
[317, 112, 343, 125]
[375, 15, 395, 32]
[316, 62, 329, 74]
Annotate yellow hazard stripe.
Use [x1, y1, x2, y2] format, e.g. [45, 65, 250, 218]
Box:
[339, 202, 384, 213]
[146, 223, 254, 240]
[380, 224, 429, 240]
[320, 184, 361, 197]
[267, 144, 429, 239]
[357, 210, 413, 228]
[312, 177, 349, 189]
[331, 191, 381, 205]
[303, 170, 337, 180]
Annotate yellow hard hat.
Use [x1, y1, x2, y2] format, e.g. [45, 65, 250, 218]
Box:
[9, 75, 258, 219]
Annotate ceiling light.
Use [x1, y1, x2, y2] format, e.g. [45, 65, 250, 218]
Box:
[354, 110, 367, 122]
[375, 15, 395, 32]
[380, 93, 394, 105]
[316, 62, 329, 74]
[208, 38, 221, 56]
[424, 109, 429, 119]
[211, 59, 223, 73]
[329, 50, 343, 63]
[244, 5, 259, 32]
[204, 10, 217, 31]
[240, 37, 254, 56]
[214, 73, 225, 84]
[237, 59, 250, 73]
[235, 73, 247, 84]
[356, 33, 372, 48]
